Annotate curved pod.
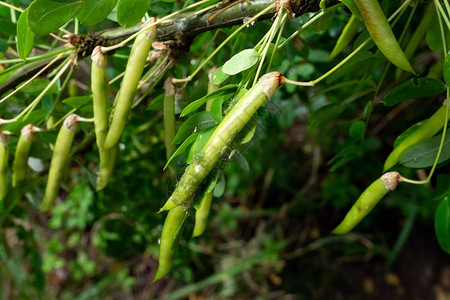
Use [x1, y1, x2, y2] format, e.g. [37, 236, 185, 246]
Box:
[354, 0, 414, 73]
[384, 104, 450, 171]
[103, 26, 157, 150]
[154, 205, 187, 281]
[332, 172, 401, 234]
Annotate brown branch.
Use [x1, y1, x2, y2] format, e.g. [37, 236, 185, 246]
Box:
[0, 0, 323, 96]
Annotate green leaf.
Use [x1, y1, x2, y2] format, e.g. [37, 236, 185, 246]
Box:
[393, 122, 422, 148]
[238, 117, 257, 144]
[383, 77, 446, 107]
[19, 78, 59, 95]
[0, 38, 7, 52]
[211, 66, 229, 85]
[181, 85, 236, 117]
[116, 0, 151, 28]
[310, 10, 334, 32]
[399, 131, 450, 168]
[210, 95, 225, 123]
[62, 96, 92, 109]
[308, 49, 330, 63]
[326, 51, 373, 83]
[187, 126, 216, 164]
[164, 133, 198, 169]
[222, 49, 259, 75]
[28, 0, 83, 35]
[426, 16, 450, 53]
[17, 8, 35, 59]
[4, 109, 49, 132]
[213, 175, 225, 197]
[172, 111, 215, 144]
[146, 94, 164, 111]
[348, 121, 365, 139]
[0, 18, 17, 36]
[308, 104, 345, 129]
[435, 197, 450, 253]
[77, 0, 117, 25]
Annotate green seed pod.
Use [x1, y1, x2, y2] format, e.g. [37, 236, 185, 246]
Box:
[354, 0, 415, 74]
[12, 124, 35, 187]
[206, 67, 220, 111]
[0, 133, 9, 203]
[103, 26, 157, 150]
[332, 171, 401, 234]
[384, 104, 450, 171]
[329, 15, 362, 60]
[163, 77, 176, 160]
[159, 72, 282, 212]
[153, 205, 188, 282]
[91, 46, 109, 151]
[192, 191, 213, 238]
[91, 46, 117, 190]
[41, 114, 78, 212]
[96, 145, 118, 191]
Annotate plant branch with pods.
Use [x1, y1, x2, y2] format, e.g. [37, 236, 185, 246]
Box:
[1, 0, 450, 290]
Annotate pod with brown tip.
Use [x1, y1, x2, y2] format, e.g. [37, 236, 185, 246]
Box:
[163, 77, 176, 160]
[0, 133, 9, 205]
[354, 0, 415, 74]
[91, 46, 116, 190]
[91, 46, 109, 151]
[332, 172, 401, 234]
[12, 124, 34, 187]
[41, 114, 78, 212]
[383, 104, 450, 171]
[159, 72, 283, 212]
[103, 26, 157, 150]
[153, 205, 188, 282]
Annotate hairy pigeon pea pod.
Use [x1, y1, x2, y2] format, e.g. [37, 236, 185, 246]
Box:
[192, 192, 213, 237]
[332, 172, 401, 234]
[91, 46, 116, 190]
[153, 205, 188, 282]
[159, 72, 283, 212]
[103, 26, 157, 150]
[97, 145, 118, 191]
[41, 114, 78, 212]
[12, 124, 35, 187]
[384, 103, 450, 171]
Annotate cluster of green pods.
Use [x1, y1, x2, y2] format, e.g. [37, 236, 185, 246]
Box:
[154, 72, 283, 280]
